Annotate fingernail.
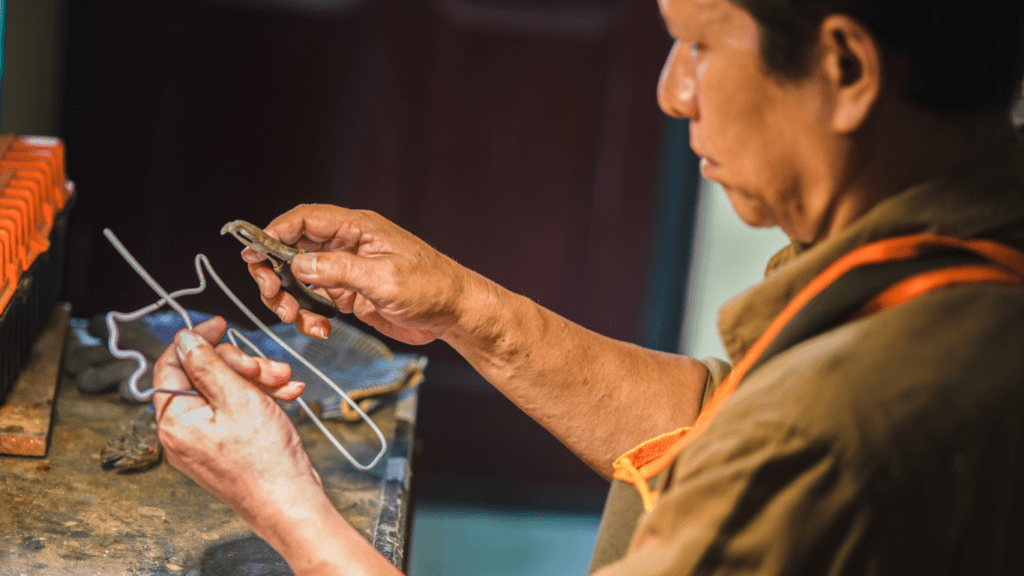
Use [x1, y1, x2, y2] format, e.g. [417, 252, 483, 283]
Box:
[176, 330, 205, 361]
[293, 253, 316, 275]
[241, 248, 263, 263]
[310, 326, 327, 339]
[255, 275, 267, 295]
[276, 305, 288, 319]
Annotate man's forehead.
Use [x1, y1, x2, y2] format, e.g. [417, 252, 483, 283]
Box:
[659, 0, 733, 36]
[660, 0, 729, 15]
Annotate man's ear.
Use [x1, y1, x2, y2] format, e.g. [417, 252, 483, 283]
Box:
[819, 14, 882, 133]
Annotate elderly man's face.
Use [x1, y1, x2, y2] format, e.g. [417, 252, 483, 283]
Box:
[658, 0, 835, 241]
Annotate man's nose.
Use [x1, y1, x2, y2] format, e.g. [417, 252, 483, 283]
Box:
[657, 41, 697, 119]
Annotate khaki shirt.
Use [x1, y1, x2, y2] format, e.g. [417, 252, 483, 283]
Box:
[592, 136, 1024, 575]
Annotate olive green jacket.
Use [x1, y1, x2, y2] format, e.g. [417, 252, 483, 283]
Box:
[591, 136, 1024, 575]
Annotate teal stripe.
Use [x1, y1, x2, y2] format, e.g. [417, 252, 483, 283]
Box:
[640, 117, 701, 352]
[0, 0, 6, 113]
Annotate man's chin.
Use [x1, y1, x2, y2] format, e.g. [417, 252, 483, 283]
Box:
[722, 188, 776, 229]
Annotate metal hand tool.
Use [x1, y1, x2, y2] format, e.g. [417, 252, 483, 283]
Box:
[221, 220, 339, 318]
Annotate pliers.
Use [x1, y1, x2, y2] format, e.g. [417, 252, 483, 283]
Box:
[221, 220, 339, 318]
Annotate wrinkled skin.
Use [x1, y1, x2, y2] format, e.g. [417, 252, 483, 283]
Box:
[152, 318, 318, 517]
[243, 205, 477, 344]
[152, 317, 399, 575]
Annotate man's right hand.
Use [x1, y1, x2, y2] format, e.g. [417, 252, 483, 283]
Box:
[244, 204, 709, 478]
[243, 204, 488, 345]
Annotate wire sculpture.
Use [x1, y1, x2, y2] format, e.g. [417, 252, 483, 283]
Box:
[102, 228, 387, 471]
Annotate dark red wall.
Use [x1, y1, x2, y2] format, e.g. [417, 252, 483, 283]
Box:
[59, 0, 672, 505]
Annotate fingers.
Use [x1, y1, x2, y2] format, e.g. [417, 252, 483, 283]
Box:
[290, 251, 376, 296]
[245, 206, 382, 323]
[266, 381, 305, 403]
[154, 313, 305, 422]
[193, 316, 229, 344]
[295, 308, 332, 339]
[264, 204, 366, 249]
[152, 317, 228, 419]
[241, 247, 265, 264]
[248, 262, 300, 323]
[248, 261, 282, 300]
[173, 328, 255, 411]
[153, 352, 206, 421]
[262, 290, 296, 323]
[215, 343, 275, 380]
[334, 293, 357, 315]
[247, 259, 296, 322]
[247, 257, 336, 333]
[214, 343, 306, 402]
[304, 256, 391, 333]
[248, 269, 337, 335]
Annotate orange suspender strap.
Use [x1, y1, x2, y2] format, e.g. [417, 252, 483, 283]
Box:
[855, 264, 1023, 318]
[613, 234, 1024, 512]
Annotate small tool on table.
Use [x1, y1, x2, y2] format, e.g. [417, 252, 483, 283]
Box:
[221, 220, 339, 318]
[101, 405, 162, 472]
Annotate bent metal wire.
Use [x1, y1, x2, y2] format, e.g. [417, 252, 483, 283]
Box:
[101, 228, 387, 471]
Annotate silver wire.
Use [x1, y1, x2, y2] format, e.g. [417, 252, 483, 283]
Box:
[104, 229, 202, 399]
[102, 228, 388, 471]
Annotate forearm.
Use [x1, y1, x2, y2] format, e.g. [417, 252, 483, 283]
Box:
[444, 273, 709, 478]
[250, 205, 708, 475]
[254, 486, 404, 576]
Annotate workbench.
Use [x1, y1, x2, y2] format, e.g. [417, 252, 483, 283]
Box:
[0, 316, 418, 575]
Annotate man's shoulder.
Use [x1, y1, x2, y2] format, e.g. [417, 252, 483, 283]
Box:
[658, 281, 1024, 576]
[716, 281, 1024, 472]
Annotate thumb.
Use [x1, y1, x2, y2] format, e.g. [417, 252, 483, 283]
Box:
[291, 251, 372, 292]
[174, 329, 248, 410]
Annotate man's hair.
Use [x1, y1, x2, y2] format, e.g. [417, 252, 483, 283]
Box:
[728, 0, 1024, 113]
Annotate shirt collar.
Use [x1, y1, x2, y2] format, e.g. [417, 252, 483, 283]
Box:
[716, 135, 1024, 365]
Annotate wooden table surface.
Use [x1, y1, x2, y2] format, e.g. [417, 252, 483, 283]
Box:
[0, 360, 417, 575]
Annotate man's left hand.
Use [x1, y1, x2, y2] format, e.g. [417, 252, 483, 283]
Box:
[151, 317, 324, 536]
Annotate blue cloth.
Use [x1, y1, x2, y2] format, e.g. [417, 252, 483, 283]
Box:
[137, 311, 427, 421]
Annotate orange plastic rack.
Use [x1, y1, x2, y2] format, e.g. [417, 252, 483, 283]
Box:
[0, 134, 75, 402]
[0, 135, 72, 314]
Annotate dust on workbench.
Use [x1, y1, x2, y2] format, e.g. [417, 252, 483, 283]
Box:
[0, 375, 398, 576]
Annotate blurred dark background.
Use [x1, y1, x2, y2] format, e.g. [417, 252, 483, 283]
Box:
[2, 0, 700, 512]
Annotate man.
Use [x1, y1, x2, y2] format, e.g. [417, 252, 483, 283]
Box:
[152, 0, 1024, 573]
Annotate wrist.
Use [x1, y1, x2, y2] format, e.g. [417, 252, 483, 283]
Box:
[267, 492, 402, 576]
[257, 490, 348, 574]
[443, 271, 553, 385]
[444, 271, 512, 353]
[247, 482, 329, 549]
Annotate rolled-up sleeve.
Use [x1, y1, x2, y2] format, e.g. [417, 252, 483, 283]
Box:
[698, 357, 733, 409]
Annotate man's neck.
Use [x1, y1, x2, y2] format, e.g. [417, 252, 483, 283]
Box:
[816, 103, 1017, 243]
